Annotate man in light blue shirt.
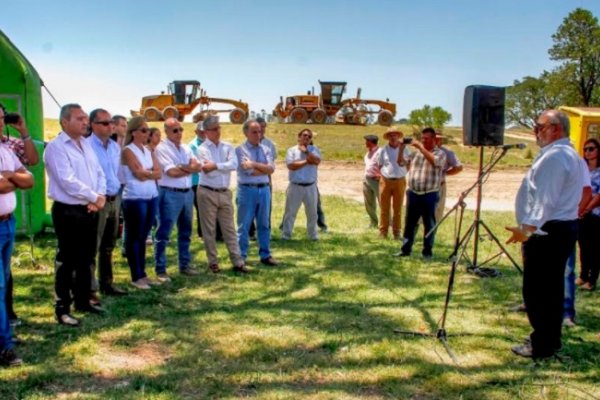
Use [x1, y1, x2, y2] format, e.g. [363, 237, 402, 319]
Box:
[235, 120, 277, 265]
[281, 128, 321, 240]
[188, 121, 205, 238]
[506, 109, 583, 360]
[87, 109, 127, 300]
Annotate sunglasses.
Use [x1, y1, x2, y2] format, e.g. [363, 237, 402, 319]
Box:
[93, 120, 113, 126]
[136, 128, 149, 134]
[584, 146, 597, 152]
[171, 128, 184, 133]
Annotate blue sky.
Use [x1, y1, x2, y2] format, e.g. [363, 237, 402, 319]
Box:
[2, 0, 599, 124]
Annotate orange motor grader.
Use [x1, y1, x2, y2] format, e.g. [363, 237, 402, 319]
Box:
[273, 81, 396, 126]
[131, 80, 249, 124]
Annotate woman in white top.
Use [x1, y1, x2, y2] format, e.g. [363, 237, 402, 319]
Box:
[121, 117, 161, 289]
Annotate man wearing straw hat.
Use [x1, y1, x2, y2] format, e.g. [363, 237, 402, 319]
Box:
[376, 127, 410, 239]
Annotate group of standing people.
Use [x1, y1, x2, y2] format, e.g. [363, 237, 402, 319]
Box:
[362, 126, 462, 259]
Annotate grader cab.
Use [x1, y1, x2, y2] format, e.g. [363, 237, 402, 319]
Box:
[273, 81, 396, 126]
[132, 80, 249, 124]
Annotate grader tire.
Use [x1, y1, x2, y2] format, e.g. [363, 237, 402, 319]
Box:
[229, 108, 247, 124]
[162, 106, 179, 120]
[143, 107, 162, 122]
[377, 110, 394, 126]
[290, 107, 309, 124]
[310, 109, 327, 124]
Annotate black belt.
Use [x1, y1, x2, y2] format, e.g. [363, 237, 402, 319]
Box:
[105, 195, 118, 202]
[160, 186, 191, 193]
[240, 183, 269, 188]
[292, 182, 315, 187]
[199, 185, 228, 193]
[0, 213, 13, 222]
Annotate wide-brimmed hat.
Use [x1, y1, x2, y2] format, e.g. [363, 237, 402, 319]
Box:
[383, 126, 404, 140]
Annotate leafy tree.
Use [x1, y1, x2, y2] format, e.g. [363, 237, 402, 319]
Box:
[408, 105, 451, 132]
[506, 69, 576, 128]
[549, 8, 600, 105]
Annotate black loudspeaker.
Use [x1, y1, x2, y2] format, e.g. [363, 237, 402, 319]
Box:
[463, 85, 505, 146]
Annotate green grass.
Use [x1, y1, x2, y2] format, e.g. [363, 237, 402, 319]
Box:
[42, 120, 535, 169]
[4, 192, 600, 399]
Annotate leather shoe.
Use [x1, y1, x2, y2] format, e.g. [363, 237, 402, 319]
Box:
[56, 313, 80, 327]
[89, 293, 102, 306]
[260, 257, 279, 266]
[511, 343, 533, 358]
[100, 286, 128, 296]
[75, 304, 105, 314]
[233, 264, 250, 274]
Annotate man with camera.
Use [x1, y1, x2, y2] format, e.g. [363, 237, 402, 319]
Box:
[0, 104, 39, 337]
[397, 127, 446, 260]
[376, 127, 411, 239]
[0, 105, 35, 366]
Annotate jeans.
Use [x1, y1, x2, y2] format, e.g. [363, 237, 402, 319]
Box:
[237, 184, 272, 260]
[0, 217, 16, 350]
[401, 190, 439, 256]
[563, 248, 576, 319]
[154, 188, 193, 273]
[123, 197, 158, 281]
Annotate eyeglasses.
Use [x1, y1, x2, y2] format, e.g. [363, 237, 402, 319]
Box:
[301, 134, 312, 138]
[136, 128, 149, 134]
[171, 128, 183, 133]
[533, 123, 555, 134]
[584, 146, 597, 152]
[93, 120, 114, 126]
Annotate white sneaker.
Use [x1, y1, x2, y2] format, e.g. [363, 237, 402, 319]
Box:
[131, 279, 151, 290]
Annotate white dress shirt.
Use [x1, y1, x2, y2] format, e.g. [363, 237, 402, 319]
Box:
[197, 139, 238, 189]
[377, 144, 410, 179]
[515, 137, 583, 232]
[155, 139, 194, 189]
[0, 144, 28, 215]
[44, 131, 106, 205]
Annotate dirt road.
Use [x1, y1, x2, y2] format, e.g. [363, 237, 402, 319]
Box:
[268, 161, 525, 212]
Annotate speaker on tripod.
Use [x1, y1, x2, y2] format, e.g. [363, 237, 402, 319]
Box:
[463, 85, 505, 146]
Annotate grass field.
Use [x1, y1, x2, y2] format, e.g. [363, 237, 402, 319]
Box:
[41, 119, 535, 168]
[4, 191, 600, 399]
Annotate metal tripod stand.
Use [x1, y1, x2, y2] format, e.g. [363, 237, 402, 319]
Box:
[395, 146, 522, 362]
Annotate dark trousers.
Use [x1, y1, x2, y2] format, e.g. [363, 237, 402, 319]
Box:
[401, 190, 439, 256]
[91, 197, 120, 292]
[578, 213, 600, 286]
[123, 198, 158, 282]
[317, 188, 327, 230]
[5, 273, 16, 320]
[52, 202, 99, 315]
[522, 220, 577, 357]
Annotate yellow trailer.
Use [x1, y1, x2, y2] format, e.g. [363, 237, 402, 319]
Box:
[559, 106, 600, 155]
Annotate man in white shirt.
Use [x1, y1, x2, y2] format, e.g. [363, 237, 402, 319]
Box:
[154, 118, 201, 281]
[44, 104, 107, 326]
[506, 110, 583, 360]
[362, 134, 381, 228]
[0, 105, 34, 367]
[196, 115, 248, 273]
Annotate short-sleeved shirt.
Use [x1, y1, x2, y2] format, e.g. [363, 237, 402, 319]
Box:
[364, 147, 381, 178]
[285, 145, 321, 184]
[407, 147, 446, 194]
[376, 144, 410, 179]
[0, 145, 28, 215]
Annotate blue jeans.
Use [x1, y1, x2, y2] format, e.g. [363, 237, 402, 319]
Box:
[401, 190, 439, 256]
[0, 216, 16, 351]
[237, 184, 272, 260]
[123, 197, 158, 281]
[563, 247, 576, 319]
[154, 188, 193, 273]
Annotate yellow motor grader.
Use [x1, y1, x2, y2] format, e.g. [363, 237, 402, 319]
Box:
[131, 80, 249, 124]
[273, 81, 396, 126]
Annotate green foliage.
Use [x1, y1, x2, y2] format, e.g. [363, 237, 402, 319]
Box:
[506, 70, 574, 129]
[408, 105, 452, 133]
[3, 194, 599, 399]
[549, 8, 600, 106]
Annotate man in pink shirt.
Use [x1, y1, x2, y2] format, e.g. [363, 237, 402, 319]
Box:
[362, 135, 381, 228]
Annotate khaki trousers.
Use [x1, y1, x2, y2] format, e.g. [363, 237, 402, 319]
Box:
[197, 186, 244, 267]
[379, 177, 406, 238]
